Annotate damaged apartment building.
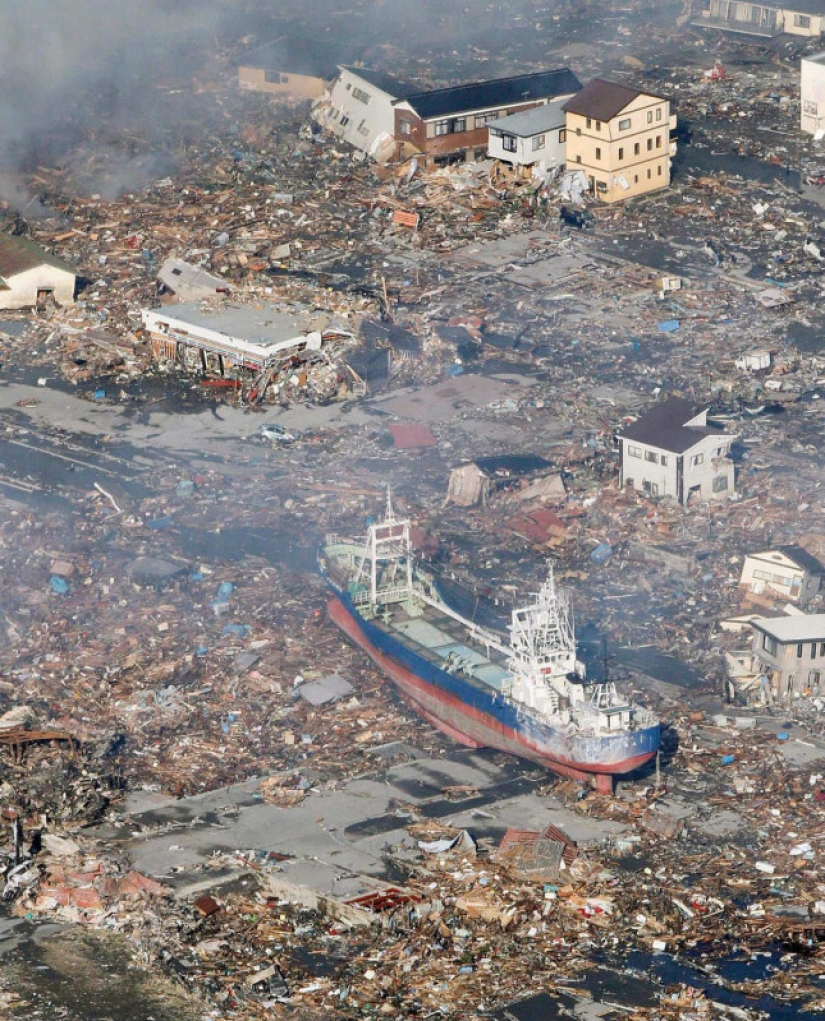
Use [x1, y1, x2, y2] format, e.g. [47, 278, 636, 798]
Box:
[141, 302, 357, 402]
[316, 66, 581, 167]
[617, 397, 735, 504]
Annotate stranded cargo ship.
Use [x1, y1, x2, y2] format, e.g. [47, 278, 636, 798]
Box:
[319, 495, 659, 793]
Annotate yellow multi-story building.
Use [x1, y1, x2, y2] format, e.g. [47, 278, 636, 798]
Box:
[562, 79, 676, 204]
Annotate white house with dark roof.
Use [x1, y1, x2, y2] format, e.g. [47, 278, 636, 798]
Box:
[740, 546, 823, 603]
[617, 397, 735, 504]
[319, 66, 417, 162]
[750, 614, 825, 698]
[0, 233, 75, 310]
[487, 100, 568, 175]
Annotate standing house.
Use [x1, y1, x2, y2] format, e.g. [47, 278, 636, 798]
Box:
[801, 52, 825, 134]
[740, 546, 823, 603]
[695, 0, 824, 37]
[750, 614, 825, 698]
[0, 234, 75, 310]
[321, 66, 416, 162]
[617, 397, 735, 504]
[392, 69, 581, 168]
[562, 79, 676, 203]
[238, 39, 351, 101]
[487, 100, 568, 176]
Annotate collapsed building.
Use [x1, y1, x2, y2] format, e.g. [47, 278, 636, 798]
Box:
[141, 302, 358, 402]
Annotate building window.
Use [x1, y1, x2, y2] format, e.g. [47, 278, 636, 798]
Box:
[595, 121, 601, 131]
[655, 135, 662, 148]
[475, 111, 500, 126]
[339, 115, 350, 126]
[586, 118, 592, 128]
[357, 120, 369, 137]
[618, 147, 624, 160]
[661, 455, 668, 466]
[596, 180, 608, 192]
[812, 643, 818, 659]
[595, 147, 602, 160]
[532, 134, 546, 151]
[712, 475, 728, 493]
[691, 453, 704, 466]
[627, 445, 642, 458]
[264, 70, 285, 84]
[656, 108, 662, 121]
[798, 643, 804, 659]
[645, 450, 659, 463]
[576, 127, 581, 136]
[502, 134, 517, 152]
[763, 634, 778, 655]
[400, 121, 412, 136]
[559, 128, 566, 143]
[658, 165, 662, 176]
[647, 110, 653, 124]
[804, 100, 818, 115]
[647, 138, 653, 151]
[618, 117, 631, 130]
[634, 175, 638, 183]
[647, 168, 651, 179]
[576, 154, 582, 163]
[434, 117, 466, 136]
[795, 13, 811, 27]
[351, 87, 372, 104]
[820, 643, 825, 657]
[634, 142, 640, 155]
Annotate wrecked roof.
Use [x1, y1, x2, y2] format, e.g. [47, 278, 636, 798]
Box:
[620, 397, 724, 454]
[157, 258, 230, 300]
[562, 78, 664, 121]
[398, 68, 581, 120]
[0, 233, 75, 280]
[340, 65, 418, 98]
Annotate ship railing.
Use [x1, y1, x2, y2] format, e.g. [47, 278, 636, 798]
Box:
[352, 584, 414, 607]
[324, 533, 359, 549]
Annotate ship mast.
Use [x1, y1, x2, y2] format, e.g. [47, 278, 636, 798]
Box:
[507, 564, 581, 712]
[354, 487, 414, 606]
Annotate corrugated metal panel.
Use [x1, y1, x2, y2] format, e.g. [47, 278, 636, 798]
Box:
[393, 618, 452, 649]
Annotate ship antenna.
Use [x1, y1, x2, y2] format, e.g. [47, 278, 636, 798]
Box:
[385, 485, 395, 522]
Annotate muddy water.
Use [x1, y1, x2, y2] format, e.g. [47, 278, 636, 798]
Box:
[0, 910, 203, 1020]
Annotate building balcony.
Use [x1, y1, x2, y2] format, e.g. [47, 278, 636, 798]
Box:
[693, 14, 780, 36]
